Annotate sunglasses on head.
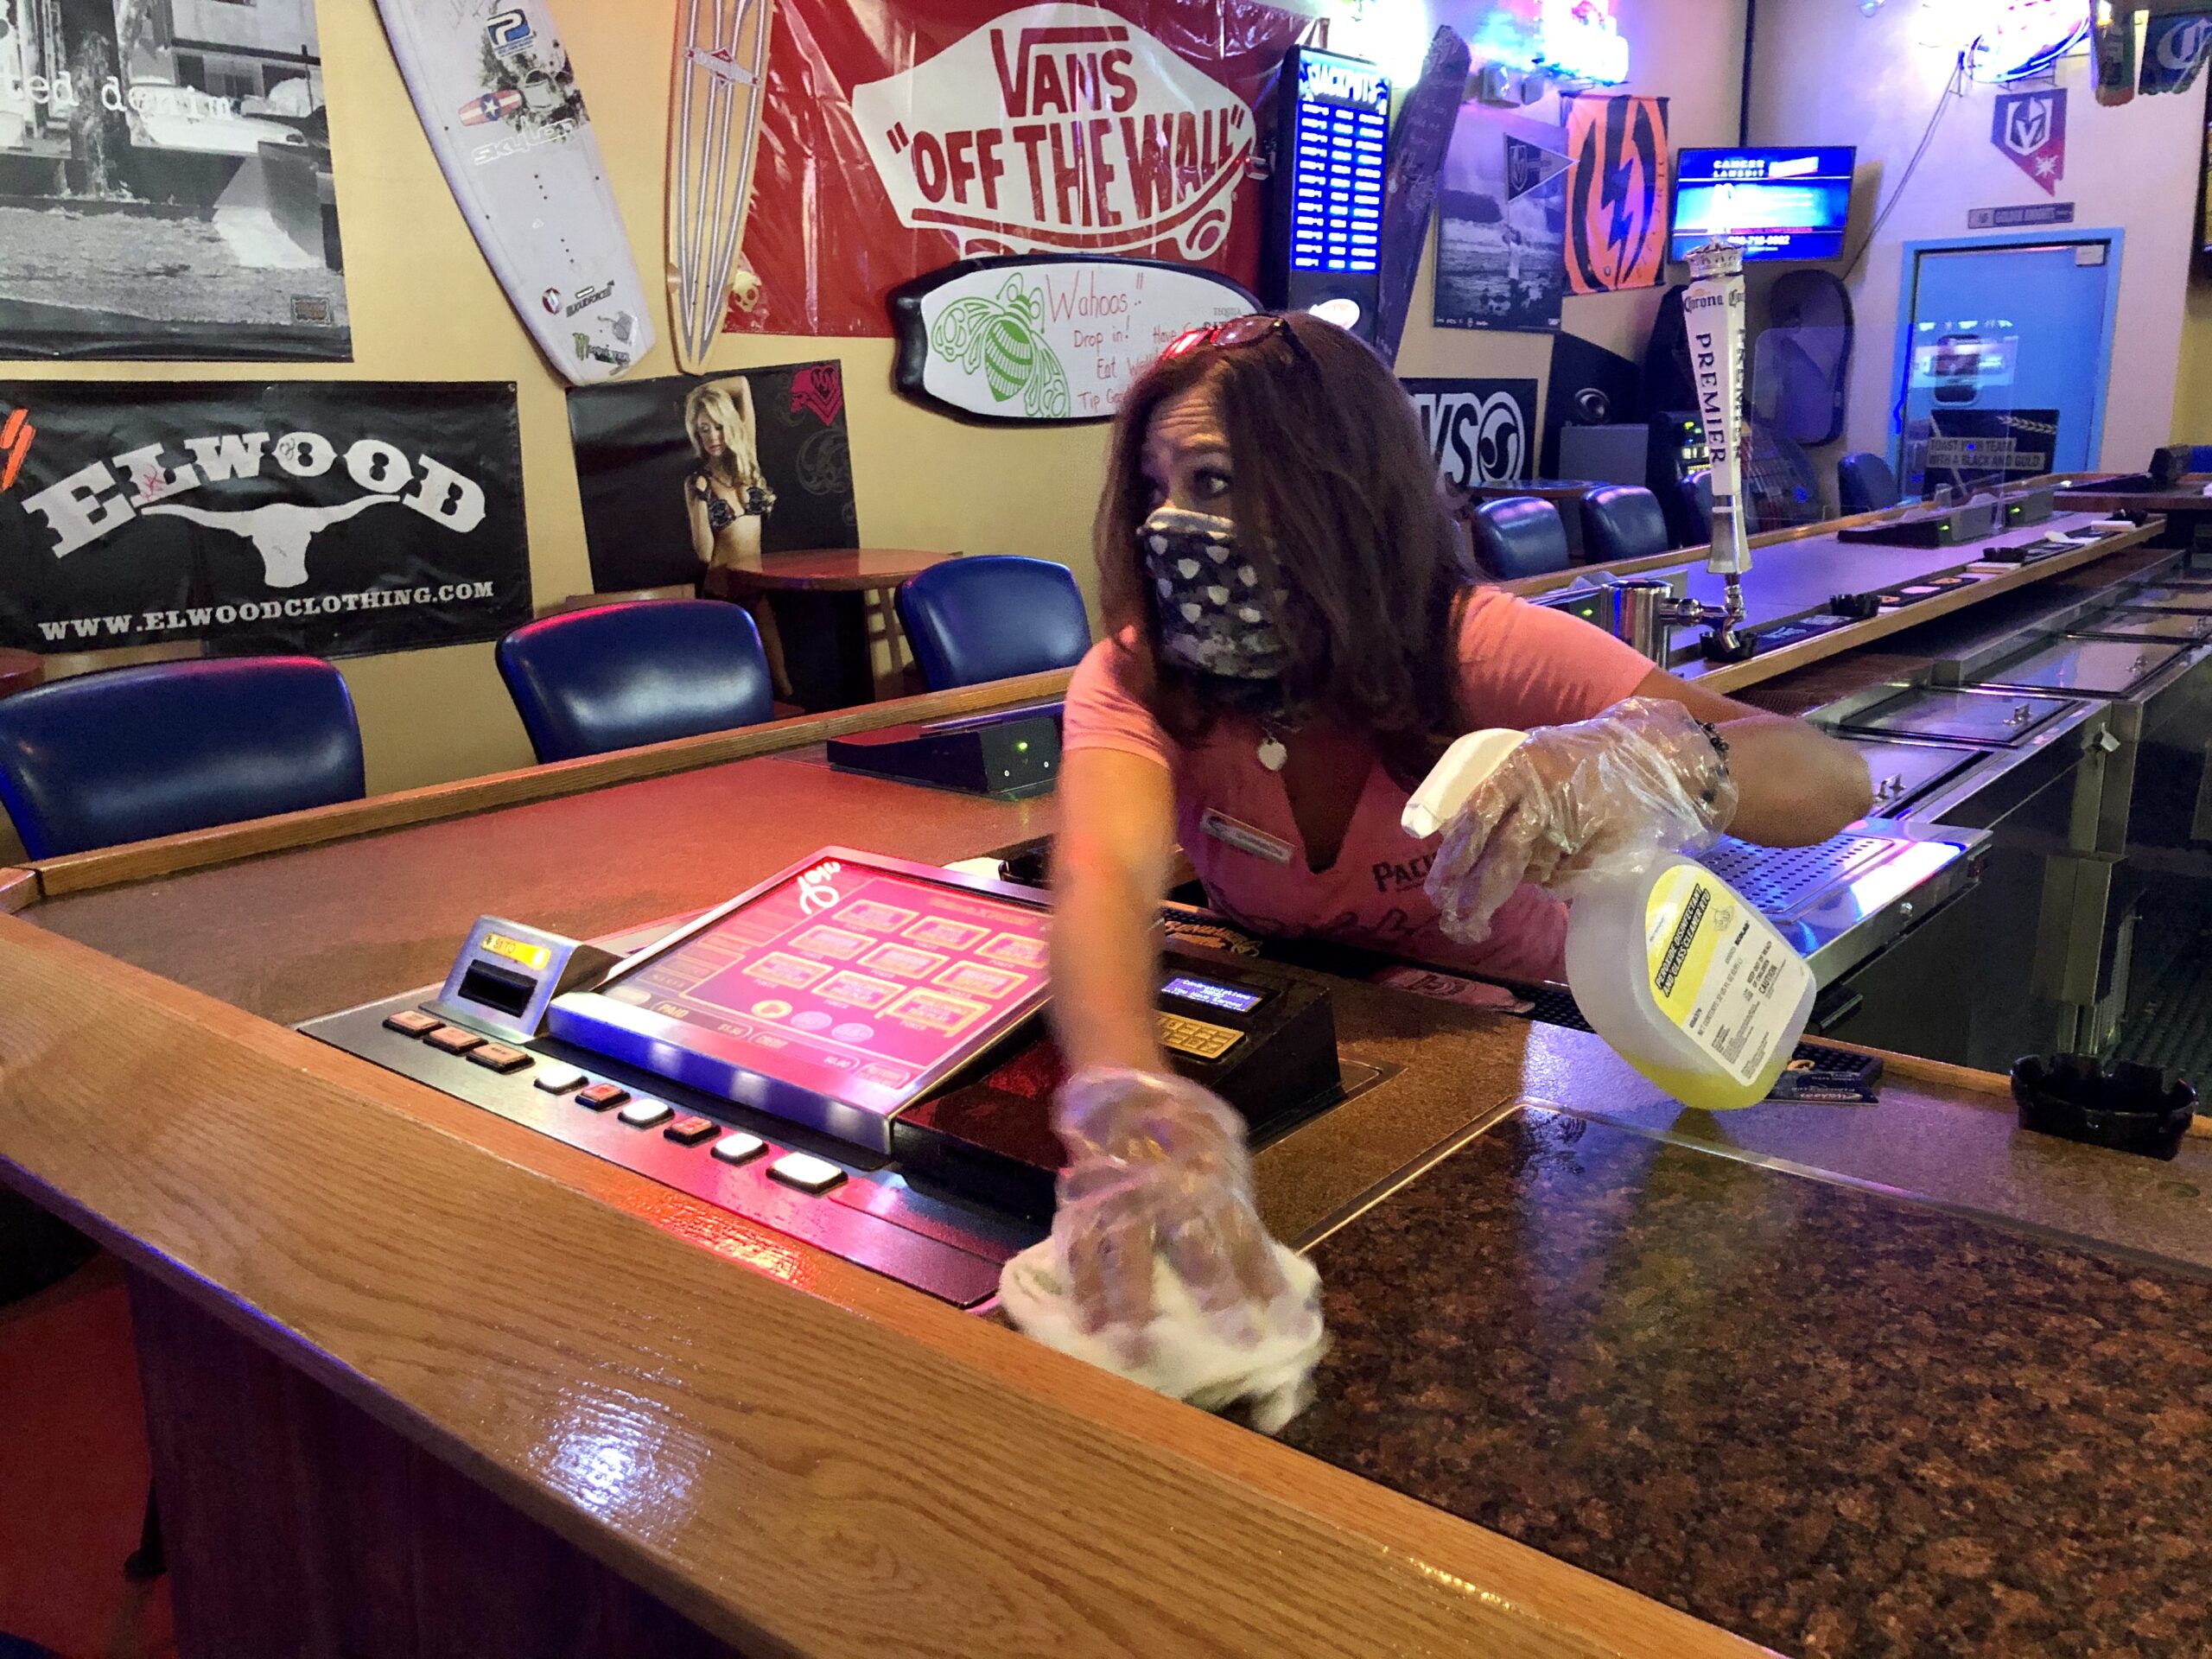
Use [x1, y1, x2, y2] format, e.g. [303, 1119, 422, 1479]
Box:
[1162, 312, 1316, 365]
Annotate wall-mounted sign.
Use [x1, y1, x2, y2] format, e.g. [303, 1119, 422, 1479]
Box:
[1564, 94, 1670, 294]
[728, 0, 1316, 337]
[1402, 378, 1538, 490]
[0, 381, 531, 657]
[2141, 12, 2212, 94]
[567, 362, 858, 594]
[890, 256, 1255, 423]
[1969, 201, 2075, 228]
[1261, 47, 1389, 339]
[0, 0, 353, 362]
[1434, 105, 1568, 334]
[1992, 87, 2067, 194]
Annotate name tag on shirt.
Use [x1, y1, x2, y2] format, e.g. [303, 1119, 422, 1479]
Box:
[1200, 808, 1294, 866]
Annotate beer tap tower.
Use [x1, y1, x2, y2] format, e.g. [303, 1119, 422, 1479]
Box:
[1677, 238, 1758, 663]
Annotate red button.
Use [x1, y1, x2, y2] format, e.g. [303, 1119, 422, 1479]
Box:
[663, 1116, 719, 1147]
[576, 1083, 629, 1111]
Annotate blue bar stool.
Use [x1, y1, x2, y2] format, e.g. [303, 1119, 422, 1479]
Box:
[1580, 484, 1673, 563]
[0, 657, 364, 859]
[1469, 497, 1572, 581]
[895, 556, 1091, 690]
[1681, 470, 1714, 543]
[496, 599, 774, 764]
[1837, 451, 1901, 513]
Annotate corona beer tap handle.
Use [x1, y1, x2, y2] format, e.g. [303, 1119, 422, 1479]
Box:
[1683, 240, 1755, 581]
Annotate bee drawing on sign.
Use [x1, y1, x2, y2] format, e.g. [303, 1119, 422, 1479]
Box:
[927, 276, 1072, 420]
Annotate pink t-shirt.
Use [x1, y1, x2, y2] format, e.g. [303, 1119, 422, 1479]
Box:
[1063, 588, 1654, 982]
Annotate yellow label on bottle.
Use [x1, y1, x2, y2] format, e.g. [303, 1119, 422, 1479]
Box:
[1644, 865, 1811, 1087]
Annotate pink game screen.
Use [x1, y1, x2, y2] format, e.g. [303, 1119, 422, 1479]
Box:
[603, 859, 1051, 1099]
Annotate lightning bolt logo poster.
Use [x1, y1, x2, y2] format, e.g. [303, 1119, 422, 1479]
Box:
[0, 382, 531, 657]
[1564, 93, 1670, 296]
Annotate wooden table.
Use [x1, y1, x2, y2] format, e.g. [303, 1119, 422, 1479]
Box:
[0, 649, 41, 699]
[703, 548, 961, 710]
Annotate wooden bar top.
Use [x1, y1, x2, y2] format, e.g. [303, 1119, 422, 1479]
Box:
[3, 524, 2208, 1656]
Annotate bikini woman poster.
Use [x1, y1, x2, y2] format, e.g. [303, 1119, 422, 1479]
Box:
[564, 359, 860, 600]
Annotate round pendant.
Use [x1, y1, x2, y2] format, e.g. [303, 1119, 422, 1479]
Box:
[1257, 736, 1288, 772]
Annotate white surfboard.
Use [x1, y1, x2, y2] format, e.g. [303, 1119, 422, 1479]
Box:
[376, 0, 656, 384]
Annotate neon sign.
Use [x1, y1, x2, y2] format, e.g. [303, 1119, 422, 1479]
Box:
[1944, 0, 2093, 82]
[1465, 0, 1631, 87]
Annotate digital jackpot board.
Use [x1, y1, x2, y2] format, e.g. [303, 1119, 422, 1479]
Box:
[1263, 47, 1389, 340]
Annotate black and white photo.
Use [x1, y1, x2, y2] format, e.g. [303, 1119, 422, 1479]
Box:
[0, 0, 351, 359]
[1433, 104, 1568, 335]
[1402, 377, 1539, 489]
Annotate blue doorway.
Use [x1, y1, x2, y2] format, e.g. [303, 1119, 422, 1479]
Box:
[1889, 229, 2123, 491]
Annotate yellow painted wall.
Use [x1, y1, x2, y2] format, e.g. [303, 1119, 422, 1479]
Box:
[3, 0, 1745, 806]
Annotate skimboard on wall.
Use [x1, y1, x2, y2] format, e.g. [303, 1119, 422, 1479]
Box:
[377, 0, 655, 385]
[889, 257, 1255, 425]
[668, 0, 776, 375]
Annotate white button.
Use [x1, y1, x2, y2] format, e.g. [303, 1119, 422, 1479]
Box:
[618, 1099, 673, 1128]
[769, 1152, 845, 1193]
[533, 1066, 587, 1093]
[711, 1132, 767, 1164]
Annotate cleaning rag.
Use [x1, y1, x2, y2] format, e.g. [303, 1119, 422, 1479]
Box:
[999, 1239, 1327, 1434]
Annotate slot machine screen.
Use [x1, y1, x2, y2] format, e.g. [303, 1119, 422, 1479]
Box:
[549, 853, 1052, 1149]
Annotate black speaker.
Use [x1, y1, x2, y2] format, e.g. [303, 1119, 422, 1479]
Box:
[1540, 332, 1643, 479]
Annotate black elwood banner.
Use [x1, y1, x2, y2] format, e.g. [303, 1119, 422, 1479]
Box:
[0, 381, 530, 657]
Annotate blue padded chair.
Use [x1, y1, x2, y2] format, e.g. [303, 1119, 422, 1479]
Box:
[496, 600, 774, 764]
[0, 658, 363, 859]
[1580, 485, 1672, 564]
[1837, 451, 1901, 513]
[1469, 497, 1572, 582]
[896, 556, 1091, 690]
[1681, 470, 1714, 542]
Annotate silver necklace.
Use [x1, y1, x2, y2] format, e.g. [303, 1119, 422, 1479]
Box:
[1257, 717, 1289, 772]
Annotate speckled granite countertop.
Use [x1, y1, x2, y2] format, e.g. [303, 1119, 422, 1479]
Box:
[1283, 1105, 2212, 1659]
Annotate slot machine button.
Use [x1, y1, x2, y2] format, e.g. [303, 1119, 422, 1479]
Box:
[769, 1152, 846, 1193]
[710, 1132, 767, 1164]
[618, 1098, 674, 1128]
[576, 1082, 630, 1111]
[533, 1066, 587, 1094]
[467, 1043, 533, 1074]
[663, 1115, 720, 1147]
[424, 1027, 485, 1056]
[384, 1009, 443, 1038]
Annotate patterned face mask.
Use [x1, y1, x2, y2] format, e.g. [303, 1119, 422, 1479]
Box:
[1139, 507, 1291, 681]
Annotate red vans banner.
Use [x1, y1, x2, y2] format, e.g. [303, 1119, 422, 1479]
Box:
[728, 0, 1316, 337]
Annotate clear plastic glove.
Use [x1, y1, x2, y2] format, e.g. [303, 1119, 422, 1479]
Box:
[1425, 696, 1738, 944]
[1049, 1067, 1318, 1364]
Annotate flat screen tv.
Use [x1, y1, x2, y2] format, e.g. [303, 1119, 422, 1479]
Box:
[1669, 147, 1857, 264]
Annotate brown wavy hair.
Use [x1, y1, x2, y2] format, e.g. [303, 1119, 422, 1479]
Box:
[1095, 312, 1471, 790]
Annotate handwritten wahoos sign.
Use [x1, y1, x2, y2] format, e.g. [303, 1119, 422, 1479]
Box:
[853, 3, 1256, 261]
[891, 255, 1255, 421]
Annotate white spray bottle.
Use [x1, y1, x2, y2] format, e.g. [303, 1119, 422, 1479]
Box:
[1403, 733, 1815, 1111]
